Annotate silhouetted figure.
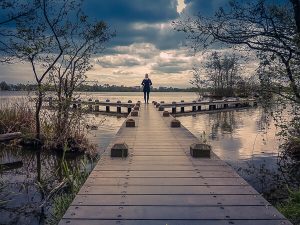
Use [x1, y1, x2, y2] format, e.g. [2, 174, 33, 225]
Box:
[141, 73, 152, 104]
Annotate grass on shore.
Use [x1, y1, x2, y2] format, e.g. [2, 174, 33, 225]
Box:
[0, 102, 35, 136]
[0, 103, 96, 154]
[46, 153, 89, 225]
[277, 188, 300, 225]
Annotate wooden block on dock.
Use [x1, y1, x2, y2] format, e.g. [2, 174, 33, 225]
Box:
[126, 119, 135, 127]
[131, 110, 139, 117]
[171, 119, 181, 128]
[111, 143, 128, 157]
[190, 143, 211, 158]
[163, 111, 170, 117]
[158, 106, 164, 111]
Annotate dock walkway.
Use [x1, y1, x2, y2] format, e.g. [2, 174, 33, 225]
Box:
[59, 104, 291, 225]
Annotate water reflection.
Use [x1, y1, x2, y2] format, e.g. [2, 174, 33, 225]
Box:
[178, 107, 280, 192]
[0, 144, 99, 225]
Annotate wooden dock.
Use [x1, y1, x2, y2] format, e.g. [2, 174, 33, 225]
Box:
[59, 103, 291, 225]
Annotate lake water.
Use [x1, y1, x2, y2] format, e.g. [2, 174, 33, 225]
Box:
[0, 91, 281, 225]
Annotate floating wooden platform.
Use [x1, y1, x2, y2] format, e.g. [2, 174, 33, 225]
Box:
[59, 103, 291, 225]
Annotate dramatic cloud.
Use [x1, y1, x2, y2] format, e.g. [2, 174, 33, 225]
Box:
[0, 0, 260, 87]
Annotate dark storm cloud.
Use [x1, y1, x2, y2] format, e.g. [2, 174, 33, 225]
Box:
[83, 0, 179, 23]
[82, 0, 186, 50]
[183, 0, 290, 17]
[183, 0, 228, 16]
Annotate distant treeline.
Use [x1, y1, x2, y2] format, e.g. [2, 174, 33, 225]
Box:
[0, 81, 199, 92]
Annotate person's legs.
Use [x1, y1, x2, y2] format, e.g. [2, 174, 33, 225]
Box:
[144, 91, 147, 103]
[147, 91, 150, 103]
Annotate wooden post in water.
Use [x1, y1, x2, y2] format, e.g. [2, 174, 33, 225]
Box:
[95, 99, 100, 111]
[180, 100, 184, 113]
[106, 99, 110, 112]
[88, 98, 93, 111]
[172, 101, 176, 114]
[128, 100, 132, 113]
[158, 105, 164, 111]
[117, 100, 121, 113]
[48, 97, 53, 107]
[72, 98, 77, 109]
[192, 100, 196, 112]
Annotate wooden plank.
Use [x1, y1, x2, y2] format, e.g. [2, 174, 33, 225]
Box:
[62, 205, 286, 220]
[97, 161, 228, 167]
[89, 170, 239, 178]
[59, 219, 291, 225]
[79, 185, 258, 195]
[85, 177, 248, 186]
[93, 165, 233, 171]
[71, 194, 270, 206]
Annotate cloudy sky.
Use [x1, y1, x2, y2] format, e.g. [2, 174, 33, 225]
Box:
[0, 0, 256, 88]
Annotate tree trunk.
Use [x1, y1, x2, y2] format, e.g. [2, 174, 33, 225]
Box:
[290, 0, 300, 33]
[284, 59, 300, 103]
[35, 84, 43, 142]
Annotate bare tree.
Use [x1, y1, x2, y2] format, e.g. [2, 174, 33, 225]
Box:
[174, 0, 300, 103]
[1, 0, 112, 144]
[189, 67, 207, 99]
[190, 52, 242, 98]
[0, 0, 38, 63]
[48, 14, 113, 149]
[205, 52, 241, 97]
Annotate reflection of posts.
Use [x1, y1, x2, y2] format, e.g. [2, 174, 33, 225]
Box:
[49, 97, 53, 107]
[88, 98, 93, 111]
[95, 100, 99, 111]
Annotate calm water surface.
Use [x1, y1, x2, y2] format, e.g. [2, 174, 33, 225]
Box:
[0, 91, 280, 225]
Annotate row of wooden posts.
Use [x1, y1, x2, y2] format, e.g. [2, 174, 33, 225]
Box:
[48, 97, 135, 114]
[48, 97, 256, 114]
[153, 99, 256, 113]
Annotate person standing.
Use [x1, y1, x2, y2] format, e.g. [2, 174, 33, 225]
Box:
[141, 73, 152, 104]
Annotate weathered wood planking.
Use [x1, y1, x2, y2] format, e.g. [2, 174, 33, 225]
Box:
[59, 104, 291, 225]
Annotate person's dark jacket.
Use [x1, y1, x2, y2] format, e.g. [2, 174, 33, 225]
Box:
[141, 79, 152, 92]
